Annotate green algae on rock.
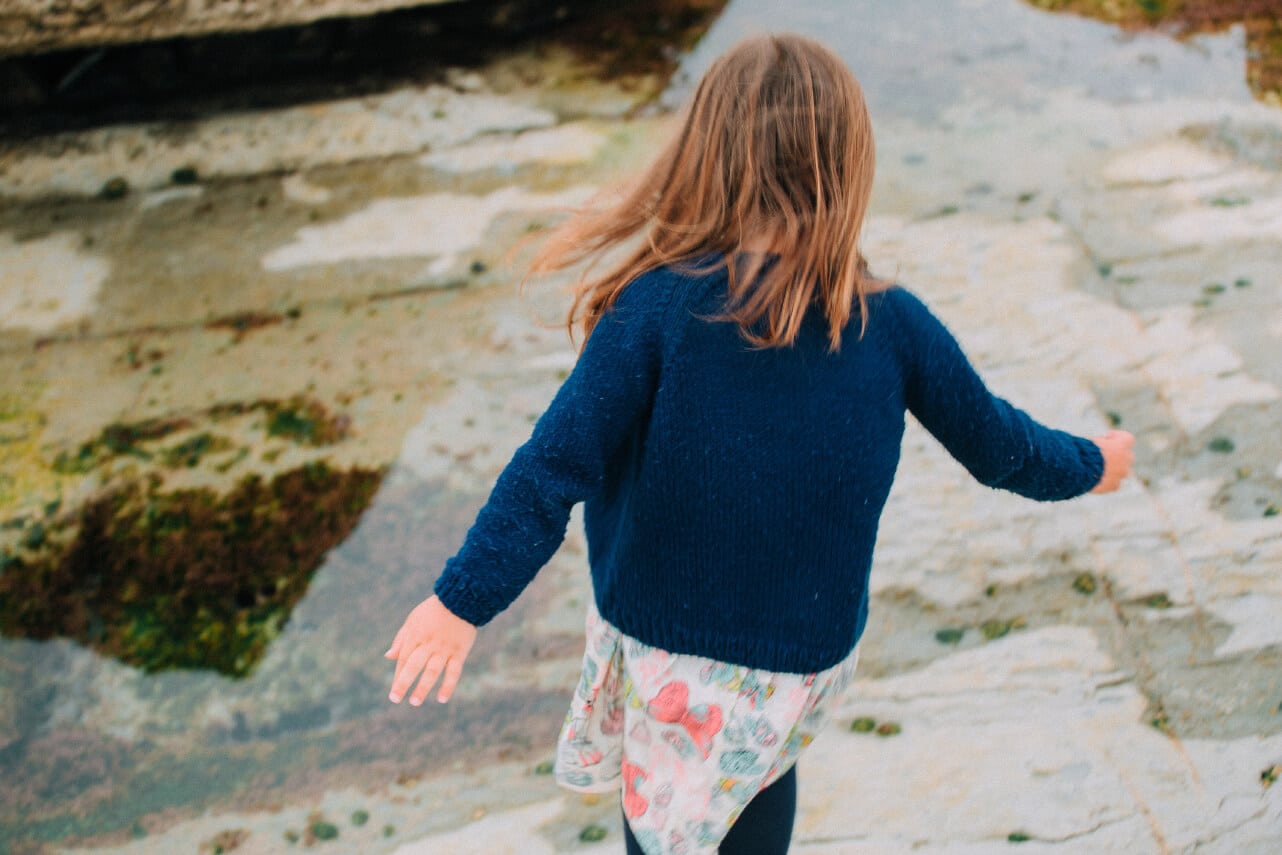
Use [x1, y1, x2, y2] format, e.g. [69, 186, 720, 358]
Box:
[171, 166, 200, 185]
[51, 415, 193, 473]
[99, 176, 129, 200]
[0, 461, 384, 676]
[46, 397, 352, 478]
[162, 432, 230, 469]
[849, 717, 877, 733]
[1151, 710, 1174, 734]
[1025, 0, 1173, 27]
[934, 627, 966, 644]
[579, 824, 608, 842]
[1072, 572, 1098, 595]
[308, 819, 339, 842]
[263, 398, 351, 445]
[202, 828, 249, 853]
[981, 619, 1014, 641]
[1141, 591, 1174, 609]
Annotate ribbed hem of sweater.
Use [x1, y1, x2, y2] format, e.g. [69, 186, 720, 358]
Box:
[596, 589, 869, 675]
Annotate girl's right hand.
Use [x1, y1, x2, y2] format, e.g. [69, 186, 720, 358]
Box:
[385, 595, 477, 706]
[1089, 430, 1135, 494]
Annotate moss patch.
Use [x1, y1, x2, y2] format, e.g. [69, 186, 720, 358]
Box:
[0, 461, 383, 676]
[48, 397, 351, 478]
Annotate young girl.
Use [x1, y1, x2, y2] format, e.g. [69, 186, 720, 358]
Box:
[385, 34, 1135, 855]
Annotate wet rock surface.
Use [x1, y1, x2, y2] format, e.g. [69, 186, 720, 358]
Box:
[1023, 0, 1282, 104]
[1, 0, 1281, 852]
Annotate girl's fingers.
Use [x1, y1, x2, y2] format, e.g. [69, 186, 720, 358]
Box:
[409, 653, 447, 706]
[390, 644, 432, 703]
[385, 623, 408, 659]
[390, 637, 415, 685]
[437, 657, 465, 704]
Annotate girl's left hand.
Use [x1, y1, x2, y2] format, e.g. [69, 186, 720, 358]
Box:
[385, 595, 477, 705]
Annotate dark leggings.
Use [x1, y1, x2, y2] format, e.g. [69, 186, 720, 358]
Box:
[622, 765, 797, 855]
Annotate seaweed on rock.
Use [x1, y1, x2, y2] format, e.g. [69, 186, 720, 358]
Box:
[0, 461, 384, 676]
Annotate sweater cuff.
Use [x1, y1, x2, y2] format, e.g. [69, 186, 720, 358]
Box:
[433, 569, 494, 627]
[1075, 435, 1106, 496]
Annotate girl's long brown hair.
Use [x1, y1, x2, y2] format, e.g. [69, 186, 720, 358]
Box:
[531, 34, 879, 351]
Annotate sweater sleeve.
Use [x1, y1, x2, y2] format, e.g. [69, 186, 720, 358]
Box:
[887, 287, 1104, 501]
[433, 272, 674, 626]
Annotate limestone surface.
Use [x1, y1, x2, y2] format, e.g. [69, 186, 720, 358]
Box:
[2, 1, 1280, 853]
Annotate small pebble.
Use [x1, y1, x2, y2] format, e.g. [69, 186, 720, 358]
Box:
[171, 166, 199, 185]
[875, 721, 901, 737]
[534, 760, 555, 775]
[1106, 410, 1122, 427]
[382, 825, 396, 838]
[981, 619, 1012, 641]
[1234, 277, 1252, 288]
[1008, 831, 1031, 842]
[1203, 283, 1226, 295]
[350, 809, 369, 827]
[1264, 504, 1279, 518]
[1262, 765, 1279, 788]
[1072, 573, 1097, 595]
[284, 829, 299, 843]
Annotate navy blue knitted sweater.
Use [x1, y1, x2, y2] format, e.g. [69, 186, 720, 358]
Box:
[434, 265, 1104, 673]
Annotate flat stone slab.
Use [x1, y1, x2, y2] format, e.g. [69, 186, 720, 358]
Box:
[2, 0, 1281, 852]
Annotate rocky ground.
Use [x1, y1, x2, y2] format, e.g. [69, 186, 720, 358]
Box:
[0, 0, 1280, 852]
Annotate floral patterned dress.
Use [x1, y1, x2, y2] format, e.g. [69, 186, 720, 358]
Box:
[554, 603, 859, 855]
